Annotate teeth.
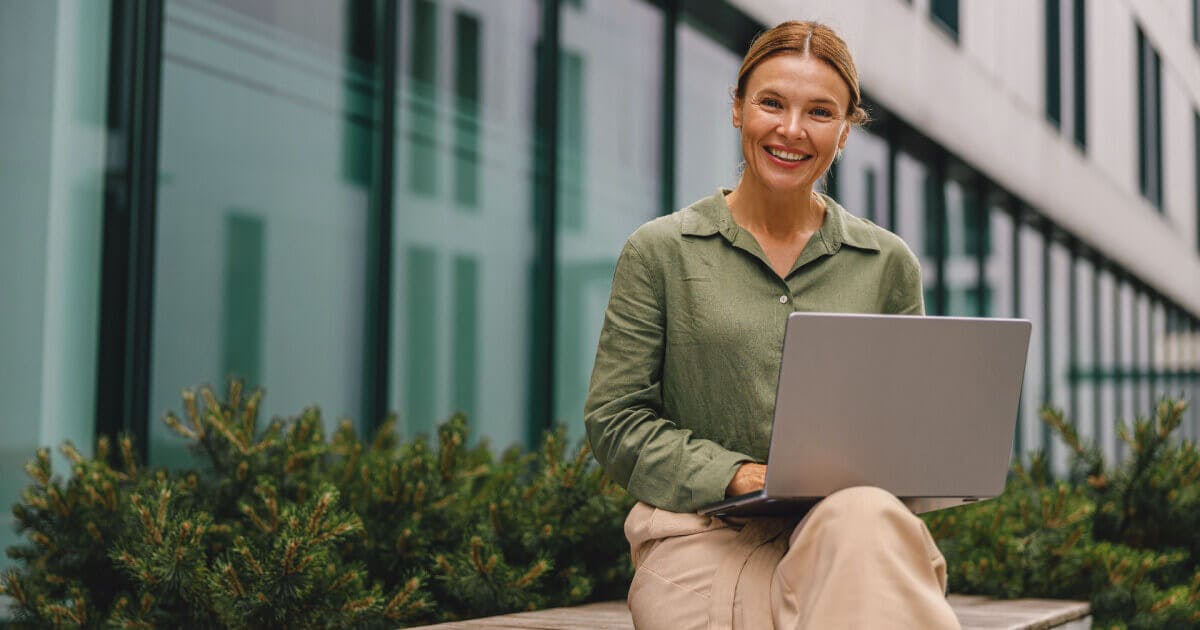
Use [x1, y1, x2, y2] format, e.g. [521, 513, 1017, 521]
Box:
[768, 147, 808, 161]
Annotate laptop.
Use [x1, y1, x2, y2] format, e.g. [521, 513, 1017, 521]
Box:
[699, 312, 1032, 517]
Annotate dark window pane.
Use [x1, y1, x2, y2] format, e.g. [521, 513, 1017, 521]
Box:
[454, 11, 481, 207]
[1045, 0, 1061, 126]
[931, 0, 959, 40]
[1136, 26, 1162, 209]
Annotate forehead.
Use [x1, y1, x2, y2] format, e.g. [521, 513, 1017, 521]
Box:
[744, 53, 849, 102]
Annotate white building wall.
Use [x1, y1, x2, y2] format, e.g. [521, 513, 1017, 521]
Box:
[731, 0, 1200, 316]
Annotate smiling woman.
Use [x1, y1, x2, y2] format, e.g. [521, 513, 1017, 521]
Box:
[584, 21, 960, 630]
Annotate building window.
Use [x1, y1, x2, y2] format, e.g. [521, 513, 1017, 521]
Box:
[1194, 0, 1199, 47]
[930, 0, 959, 41]
[453, 11, 482, 208]
[1136, 25, 1163, 210]
[1045, 0, 1060, 128]
[1072, 0, 1086, 147]
[1046, 0, 1086, 148]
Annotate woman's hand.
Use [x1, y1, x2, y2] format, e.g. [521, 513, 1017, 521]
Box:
[726, 463, 767, 497]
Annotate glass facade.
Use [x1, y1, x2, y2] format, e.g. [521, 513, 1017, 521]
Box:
[150, 0, 381, 464]
[3, 0, 1200, 576]
[0, 0, 112, 565]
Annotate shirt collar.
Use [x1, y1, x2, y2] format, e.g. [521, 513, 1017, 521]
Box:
[681, 188, 881, 253]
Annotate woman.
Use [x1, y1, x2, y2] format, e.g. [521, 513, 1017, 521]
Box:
[584, 21, 960, 630]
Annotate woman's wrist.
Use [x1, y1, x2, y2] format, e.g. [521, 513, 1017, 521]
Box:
[726, 462, 767, 496]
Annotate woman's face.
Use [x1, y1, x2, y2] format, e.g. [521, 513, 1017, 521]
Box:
[733, 53, 851, 196]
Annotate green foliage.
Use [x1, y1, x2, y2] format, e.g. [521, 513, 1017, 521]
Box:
[2, 380, 634, 628]
[924, 398, 1200, 629]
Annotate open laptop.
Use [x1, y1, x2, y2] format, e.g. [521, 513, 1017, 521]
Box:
[699, 312, 1032, 517]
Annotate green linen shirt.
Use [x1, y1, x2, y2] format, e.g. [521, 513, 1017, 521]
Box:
[583, 189, 925, 513]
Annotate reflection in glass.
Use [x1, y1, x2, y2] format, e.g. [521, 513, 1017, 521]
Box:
[1074, 258, 1095, 442]
[390, 0, 541, 451]
[151, 0, 378, 464]
[555, 0, 663, 444]
[1117, 281, 1134, 459]
[893, 153, 934, 311]
[943, 177, 981, 316]
[1097, 270, 1117, 461]
[0, 0, 111, 570]
[1018, 223, 1044, 459]
[837, 129, 888, 225]
[675, 19, 741, 208]
[1049, 241, 1071, 474]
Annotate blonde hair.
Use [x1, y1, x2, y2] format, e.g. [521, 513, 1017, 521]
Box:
[735, 21, 869, 126]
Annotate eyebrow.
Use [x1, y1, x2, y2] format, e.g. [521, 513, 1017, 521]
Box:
[755, 89, 842, 106]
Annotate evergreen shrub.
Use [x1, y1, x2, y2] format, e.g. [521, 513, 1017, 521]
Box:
[924, 398, 1200, 629]
[1, 381, 633, 628]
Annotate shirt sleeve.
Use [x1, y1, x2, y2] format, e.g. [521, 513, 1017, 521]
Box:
[584, 239, 754, 513]
[886, 245, 926, 316]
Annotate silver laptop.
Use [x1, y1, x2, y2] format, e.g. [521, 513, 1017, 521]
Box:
[699, 312, 1032, 517]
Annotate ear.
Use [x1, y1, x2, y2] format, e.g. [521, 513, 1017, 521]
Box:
[732, 98, 743, 129]
[837, 123, 850, 149]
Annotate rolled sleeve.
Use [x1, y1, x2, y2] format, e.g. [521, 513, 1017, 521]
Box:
[584, 240, 753, 513]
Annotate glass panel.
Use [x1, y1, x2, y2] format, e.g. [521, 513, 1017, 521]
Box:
[675, 19, 741, 208]
[1018, 223, 1044, 458]
[389, 0, 541, 451]
[1135, 292, 1150, 416]
[555, 0, 663, 443]
[1097, 270, 1117, 461]
[836, 128, 889, 225]
[0, 0, 111, 570]
[984, 204, 1014, 319]
[944, 177, 980, 316]
[152, 0, 380, 464]
[1118, 281, 1135, 457]
[1074, 258, 1096, 443]
[894, 153, 935, 311]
[1049, 241, 1071, 473]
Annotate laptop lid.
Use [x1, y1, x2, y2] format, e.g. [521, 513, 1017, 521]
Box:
[764, 313, 1031, 500]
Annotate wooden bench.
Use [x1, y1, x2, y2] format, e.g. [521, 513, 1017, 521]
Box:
[412, 596, 1092, 629]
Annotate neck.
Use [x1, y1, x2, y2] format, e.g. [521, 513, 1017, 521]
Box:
[725, 178, 825, 238]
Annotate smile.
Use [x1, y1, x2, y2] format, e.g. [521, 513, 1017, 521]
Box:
[765, 147, 812, 162]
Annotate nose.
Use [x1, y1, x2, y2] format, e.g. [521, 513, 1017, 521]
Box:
[777, 110, 807, 141]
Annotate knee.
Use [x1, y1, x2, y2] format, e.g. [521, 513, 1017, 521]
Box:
[801, 486, 911, 535]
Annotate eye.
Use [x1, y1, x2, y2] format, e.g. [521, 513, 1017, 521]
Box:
[761, 97, 783, 109]
[811, 107, 833, 118]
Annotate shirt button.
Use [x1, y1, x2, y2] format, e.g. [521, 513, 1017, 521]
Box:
[779, 295, 789, 304]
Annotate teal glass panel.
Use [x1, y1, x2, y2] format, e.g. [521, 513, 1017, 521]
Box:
[0, 0, 111, 571]
[554, 0, 663, 443]
[1073, 258, 1096, 445]
[221, 212, 265, 386]
[1048, 241, 1071, 473]
[405, 246, 439, 435]
[837, 129, 889, 226]
[675, 19, 742, 208]
[390, 1, 541, 451]
[943, 177, 978, 316]
[894, 153, 936, 311]
[1017, 223, 1044, 457]
[150, 0, 379, 465]
[1096, 270, 1117, 461]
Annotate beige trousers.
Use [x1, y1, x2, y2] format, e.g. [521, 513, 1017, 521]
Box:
[625, 486, 960, 630]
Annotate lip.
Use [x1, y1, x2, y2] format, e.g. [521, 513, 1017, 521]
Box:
[761, 145, 812, 169]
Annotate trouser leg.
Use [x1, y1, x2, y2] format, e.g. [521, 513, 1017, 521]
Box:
[771, 486, 960, 629]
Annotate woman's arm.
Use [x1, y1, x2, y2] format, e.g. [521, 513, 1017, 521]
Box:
[585, 238, 754, 513]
